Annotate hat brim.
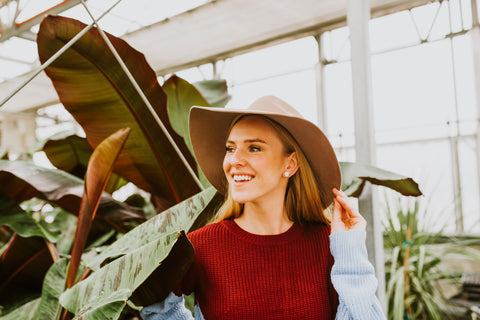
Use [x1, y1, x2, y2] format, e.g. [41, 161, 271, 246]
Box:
[189, 106, 341, 207]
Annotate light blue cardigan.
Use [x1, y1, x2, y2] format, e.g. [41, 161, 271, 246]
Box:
[141, 230, 386, 320]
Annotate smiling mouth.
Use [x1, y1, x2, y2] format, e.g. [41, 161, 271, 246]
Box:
[233, 174, 253, 182]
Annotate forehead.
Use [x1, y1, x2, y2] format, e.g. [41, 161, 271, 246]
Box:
[227, 116, 279, 139]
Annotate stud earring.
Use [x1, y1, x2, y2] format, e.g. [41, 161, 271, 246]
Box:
[284, 172, 290, 177]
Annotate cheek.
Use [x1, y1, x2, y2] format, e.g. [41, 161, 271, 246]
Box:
[222, 156, 230, 175]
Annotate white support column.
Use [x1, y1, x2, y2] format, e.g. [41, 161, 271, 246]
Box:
[471, 0, 480, 225]
[314, 34, 328, 131]
[346, 0, 386, 311]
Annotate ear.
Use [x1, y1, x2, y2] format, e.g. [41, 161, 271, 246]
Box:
[285, 152, 299, 176]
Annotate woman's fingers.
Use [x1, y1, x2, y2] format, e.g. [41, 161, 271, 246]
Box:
[331, 198, 346, 234]
[332, 188, 367, 231]
[333, 188, 356, 216]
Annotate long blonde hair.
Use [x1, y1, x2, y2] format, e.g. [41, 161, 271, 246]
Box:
[213, 116, 331, 225]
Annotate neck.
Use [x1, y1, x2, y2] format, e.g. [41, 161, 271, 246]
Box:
[235, 201, 293, 235]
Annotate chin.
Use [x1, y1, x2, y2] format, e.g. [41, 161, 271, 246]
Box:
[231, 193, 253, 204]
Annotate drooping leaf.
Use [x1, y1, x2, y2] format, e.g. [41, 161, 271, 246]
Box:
[339, 161, 422, 197]
[70, 289, 130, 320]
[60, 232, 190, 318]
[42, 134, 127, 193]
[58, 187, 221, 318]
[163, 75, 224, 188]
[37, 258, 69, 320]
[193, 79, 231, 108]
[0, 192, 58, 242]
[67, 128, 131, 289]
[37, 15, 201, 208]
[163, 75, 210, 155]
[0, 298, 41, 320]
[0, 160, 145, 227]
[42, 134, 92, 178]
[0, 234, 53, 298]
[86, 187, 219, 271]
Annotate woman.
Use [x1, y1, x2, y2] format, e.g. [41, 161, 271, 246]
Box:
[141, 96, 385, 319]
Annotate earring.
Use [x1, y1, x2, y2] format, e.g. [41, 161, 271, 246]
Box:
[284, 172, 290, 177]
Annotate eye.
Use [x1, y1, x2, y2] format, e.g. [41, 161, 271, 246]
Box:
[225, 146, 235, 153]
[249, 145, 261, 152]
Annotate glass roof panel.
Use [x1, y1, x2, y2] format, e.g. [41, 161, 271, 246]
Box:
[0, 0, 210, 82]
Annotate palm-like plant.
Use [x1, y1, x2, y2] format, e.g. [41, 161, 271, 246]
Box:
[383, 197, 479, 320]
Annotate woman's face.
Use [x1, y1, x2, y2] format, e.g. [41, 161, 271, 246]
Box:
[223, 116, 294, 206]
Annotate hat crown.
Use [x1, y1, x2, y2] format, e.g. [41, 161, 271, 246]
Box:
[248, 95, 302, 118]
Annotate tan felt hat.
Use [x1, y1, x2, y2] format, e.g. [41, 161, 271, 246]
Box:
[189, 95, 341, 207]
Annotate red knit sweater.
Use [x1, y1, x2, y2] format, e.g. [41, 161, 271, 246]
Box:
[178, 219, 339, 319]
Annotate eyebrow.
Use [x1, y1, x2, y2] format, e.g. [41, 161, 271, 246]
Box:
[226, 138, 267, 144]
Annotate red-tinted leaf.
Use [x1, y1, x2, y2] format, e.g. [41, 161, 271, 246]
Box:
[37, 15, 200, 208]
[0, 234, 53, 298]
[66, 128, 130, 289]
[0, 160, 145, 227]
[43, 134, 127, 193]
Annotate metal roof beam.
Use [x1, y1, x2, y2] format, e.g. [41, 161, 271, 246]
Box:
[0, 0, 81, 43]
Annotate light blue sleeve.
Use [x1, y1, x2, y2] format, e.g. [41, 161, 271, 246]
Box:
[330, 230, 386, 320]
[139, 292, 205, 320]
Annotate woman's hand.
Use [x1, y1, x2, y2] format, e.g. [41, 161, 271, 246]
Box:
[331, 188, 367, 234]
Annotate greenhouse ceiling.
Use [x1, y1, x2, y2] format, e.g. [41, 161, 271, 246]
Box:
[0, 0, 433, 113]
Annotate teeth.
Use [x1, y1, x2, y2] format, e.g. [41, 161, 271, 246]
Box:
[233, 175, 252, 182]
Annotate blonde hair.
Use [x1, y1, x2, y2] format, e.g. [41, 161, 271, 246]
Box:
[213, 116, 331, 225]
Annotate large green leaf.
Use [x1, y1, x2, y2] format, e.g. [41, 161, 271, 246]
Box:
[0, 298, 41, 320]
[193, 79, 231, 108]
[0, 160, 144, 227]
[37, 15, 200, 208]
[163, 75, 210, 155]
[0, 192, 58, 242]
[37, 258, 69, 320]
[67, 128, 131, 288]
[60, 232, 190, 317]
[340, 161, 422, 197]
[70, 289, 130, 320]
[163, 75, 228, 188]
[58, 187, 221, 318]
[42, 134, 127, 193]
[42, 134, 92, 178]
[86, 187, 219, 271]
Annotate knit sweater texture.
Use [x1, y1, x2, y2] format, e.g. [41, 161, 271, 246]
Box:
[180, 219, 338, 319]
[140, 223, 386, 320]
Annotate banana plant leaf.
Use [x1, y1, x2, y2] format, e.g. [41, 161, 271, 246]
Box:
[340, 161, 422, 197]
[86, 187, 219, 271]
[37, 258, 68, 320]
[67, 128, 131, 289]
[163, 75, 230, 154]
[0, 234, 53, 298]
[59, 187, 221, 318]
[37, 15, 200, 208]
[0, 192, 58, 242]
[60, 232, 190, 317]
[70, 289, 130, 320]
[42, 134, 127, 194]
[163, 75, 228, 188]
[193, 79, 231, 109]
[0, 298, 41, 320]
[42, 134, 92, 178]
[163, 75, 210, 155]
[0, 160, 144, 227]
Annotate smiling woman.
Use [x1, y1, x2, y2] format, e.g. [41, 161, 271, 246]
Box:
[140, 95, 386, 319]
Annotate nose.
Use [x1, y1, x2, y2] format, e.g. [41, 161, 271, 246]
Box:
[227, 148, 247, 167]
